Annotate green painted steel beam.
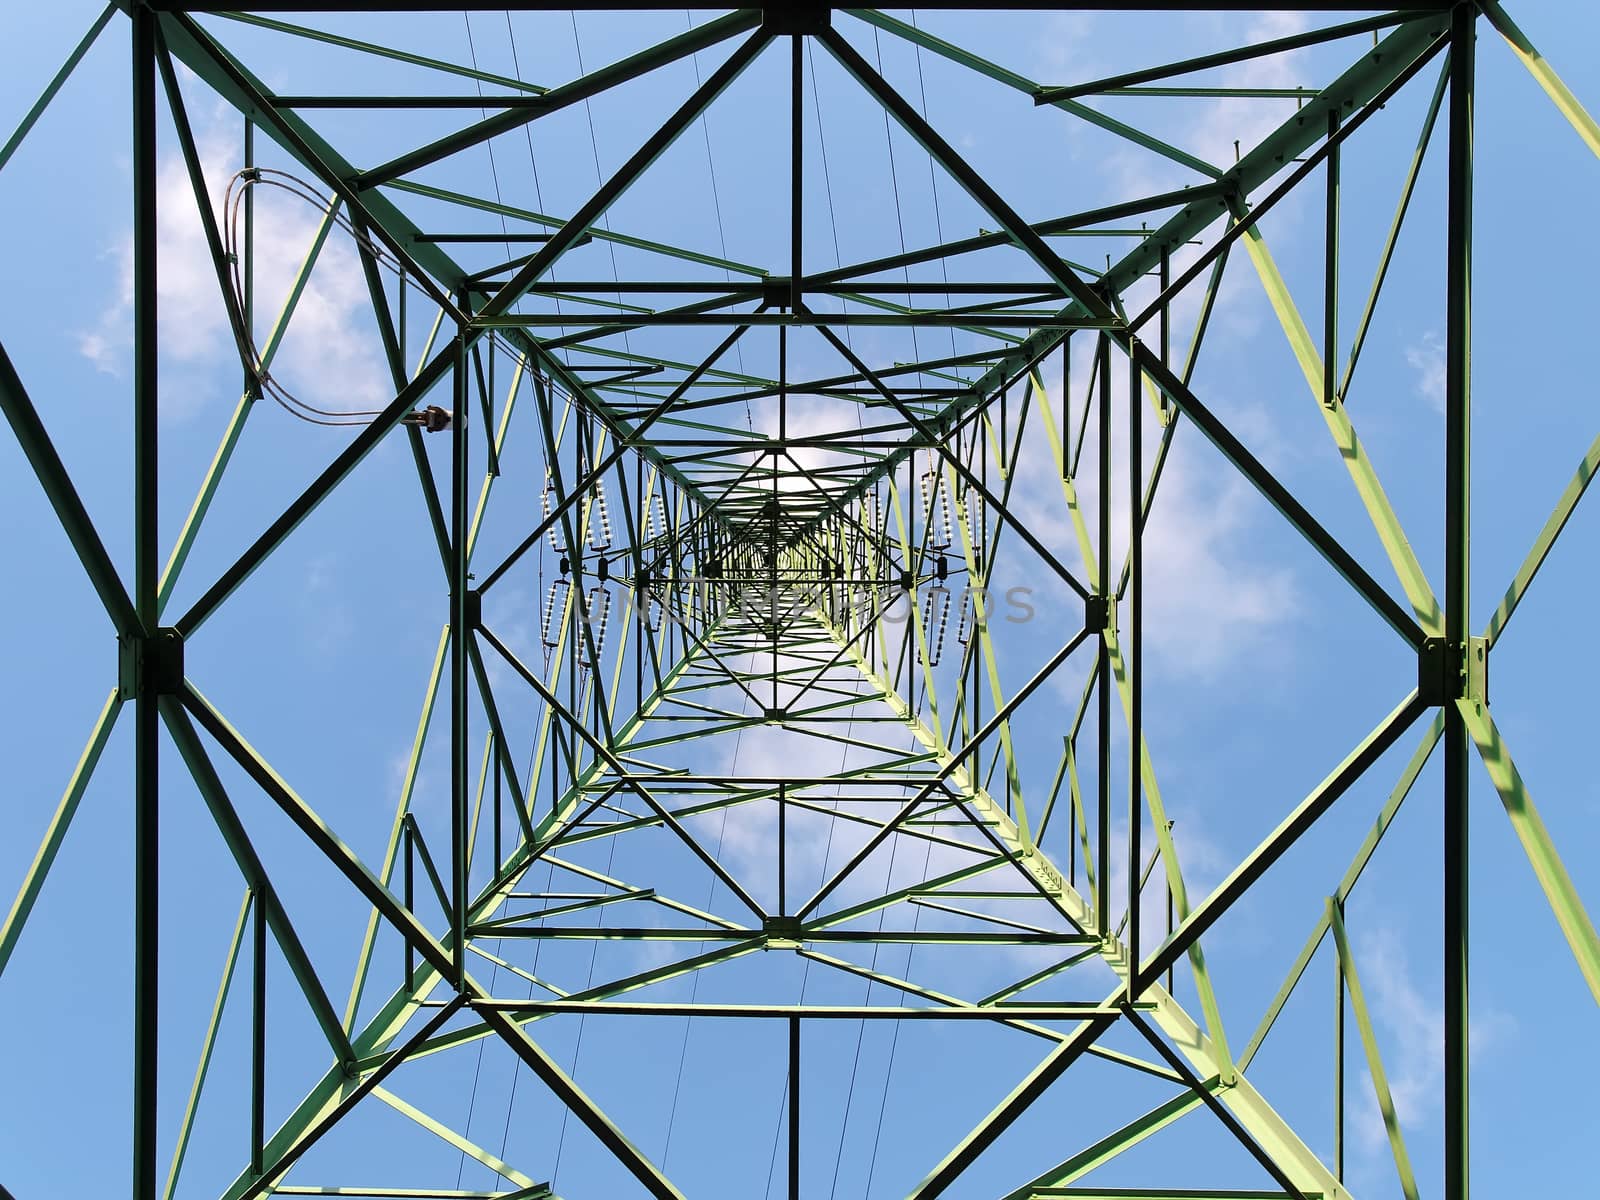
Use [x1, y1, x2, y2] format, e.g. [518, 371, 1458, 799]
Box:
[1463, 702, 1600, 1008]
[1139, 689, 1427, 993]
[6, 10, 1571, 1200]
[385, 179, 771, 278]
[1233, 220, 1442, 636]
[1328, 901, 1419, 1200]
[0, 3, 116, 172]
[1037, 9, 1409, 102]
[148, 4, 727, 534]
[207, 616, 708, 1200]
[0, 346, 140, 634]
[370, 1086, 541, 1190]
[476, 1008, 688, 1200]
[1482, 1, 1600, 161]
[1003, 1090, 1210, 1198]
[820, 612, 1350, 1200]
[1240, 714, 1443, 1072]
[157, 195, 341, 614]
[161, 891, 253, 1200]
[0, 689, 122, 979]
[477, 26, 773, 321]
[215, 11, 549, 95]
[1340, 57, 1449, 406]
[1484, 417, 1600, 650]
[851, 9, 1223, 181]
[359, 10, 761, 187]
[801, 13, 1452, 541]
[163, 699, 359, 1066]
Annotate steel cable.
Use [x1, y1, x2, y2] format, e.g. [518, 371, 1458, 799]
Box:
[222, 168, 408, 425]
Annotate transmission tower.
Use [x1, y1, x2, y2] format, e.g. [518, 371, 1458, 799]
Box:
[2, 4, 1597, 1200]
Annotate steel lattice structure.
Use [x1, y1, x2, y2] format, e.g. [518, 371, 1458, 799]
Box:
[3, 3, 1598, 1199]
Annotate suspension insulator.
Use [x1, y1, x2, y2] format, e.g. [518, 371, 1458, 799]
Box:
[962, 489, 985, 555]
[923, 585, 952, 667]
[580, 586, 612, 669]
[856, 492, 879, 573]
[956, 588, 974, 647]
[922, 464, 953, 551]
[542, 578, 570, 648]
[542, 475, 564, 553]
[586, 463, 613, 553]
[646, 493, 668, 542]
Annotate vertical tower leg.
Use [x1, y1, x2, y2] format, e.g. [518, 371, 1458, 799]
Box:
[1444, 6, 1475, 1200]
[450, 328, 470, 984]
[131, 7, 159, 1199]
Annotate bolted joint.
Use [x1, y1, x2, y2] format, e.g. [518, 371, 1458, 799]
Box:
[1467, 635, 1489, 708]
[762, 276, 794, 309]
[763, 914, 802, 949]
[118, 628, 185, 700]
[1418, 635, 1489, 708]
[1085, 593, 1115, 635]
[761, 4, 830, 36]
[462, 588, 482, 629]
[1417, 638, 1453, 707]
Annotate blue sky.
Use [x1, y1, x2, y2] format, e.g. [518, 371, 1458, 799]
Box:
[2, 4, 1600, 1199]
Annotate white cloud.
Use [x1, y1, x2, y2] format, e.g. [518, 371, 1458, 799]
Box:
[1031, 12, 1101, 85]
[296, 549, 353, 654]
[77, 110, 237, 388]
[1349, 925, 1515, 1163]
[1141, 449, 1301, 674]
[1349, 924, 1443, 1152]
[701, 678, 895, 895]
[78, 72, 390, 423]
[1190, 12, 1315, 169]
[994, 86, 1310, 685]
[759, 392, 866, 497]
[650, 643, 1013, 925]
[1096, 802, 1234, 962]
[1072, 11, 1318, 201]
[1405, 330, 1446, 413]
[1006, 365, 1301, 679]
